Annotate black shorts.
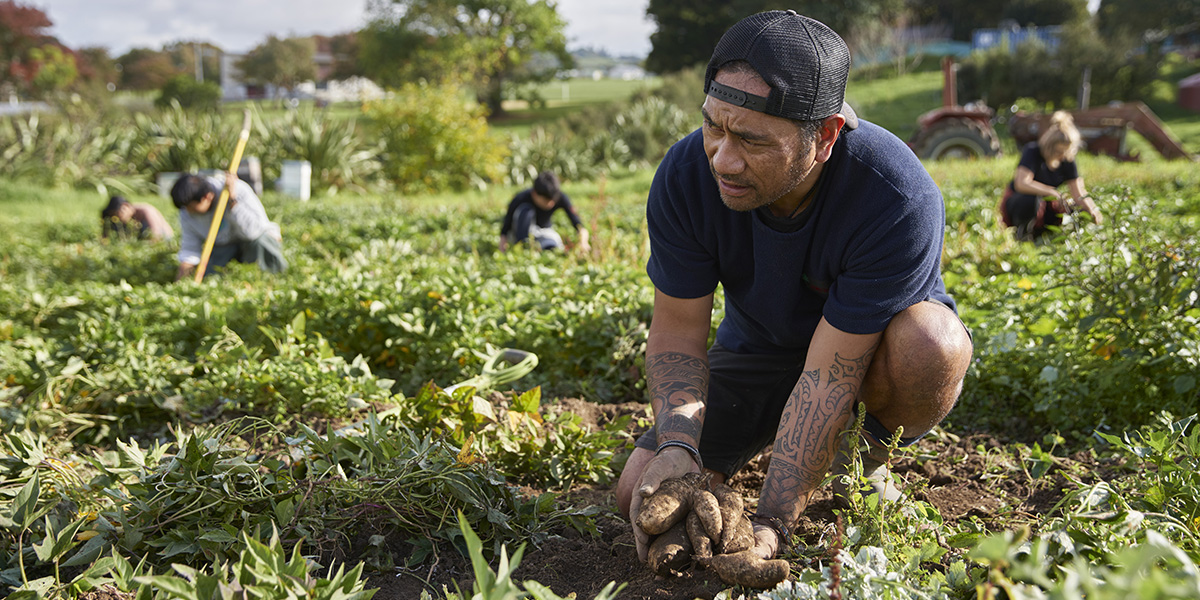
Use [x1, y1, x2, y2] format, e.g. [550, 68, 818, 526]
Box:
[634, 340, 806, 477]
[634, 300, 969, 477]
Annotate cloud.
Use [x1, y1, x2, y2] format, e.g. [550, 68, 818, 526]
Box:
[41, 0, 651, 57]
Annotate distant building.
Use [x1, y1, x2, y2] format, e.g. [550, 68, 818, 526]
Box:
[972, 25, 1062, 53]
[607, 64, 647, 80]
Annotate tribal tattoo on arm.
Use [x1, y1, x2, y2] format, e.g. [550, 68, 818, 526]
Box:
[759, 346, 877, 524]
[646, 351, 708, 445]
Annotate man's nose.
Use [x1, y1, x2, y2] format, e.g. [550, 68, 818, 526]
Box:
[710, 139, 745, 176]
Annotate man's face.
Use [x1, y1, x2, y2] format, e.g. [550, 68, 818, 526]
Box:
[531, 190, 557, 210]
[186, 192, 215, 216]
[701, 70, 818, 213]
[116, 203, 134, 222]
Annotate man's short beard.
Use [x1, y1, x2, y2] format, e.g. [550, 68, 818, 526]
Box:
[712, 145, 817, 212]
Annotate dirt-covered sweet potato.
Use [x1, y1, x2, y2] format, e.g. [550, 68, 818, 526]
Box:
[720, 513, 755, 554]
[711, 483, 747, 553]
[686, 511, 713, 559]
[691, 488, 723, 540]
[700, 550, 790, 588]
[636, 472, 704, 535]
[648, 520, 693, 577]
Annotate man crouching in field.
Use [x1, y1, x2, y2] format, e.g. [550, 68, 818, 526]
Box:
[616, 10, 974, 568]
[170, 173, 287, 281]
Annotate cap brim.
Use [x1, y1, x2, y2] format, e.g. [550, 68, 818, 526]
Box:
[840, 101, 859, 130]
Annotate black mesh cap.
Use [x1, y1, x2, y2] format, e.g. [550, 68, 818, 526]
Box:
[704, 10, 852, 122]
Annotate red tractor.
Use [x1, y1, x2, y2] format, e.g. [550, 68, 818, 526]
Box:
[1008, 101, 1195, 161]
[908, 57, 1002, 160]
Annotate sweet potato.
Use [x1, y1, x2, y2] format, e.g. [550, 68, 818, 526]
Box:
[636, 473, 703, 535]
[711, 483, 745, 552]
[686, 511, 713, 559]
[691, 488, 722, 540]
[720, 513, 755, 554]
[648, 520, 693, 577]
[700, 550, 790, 588]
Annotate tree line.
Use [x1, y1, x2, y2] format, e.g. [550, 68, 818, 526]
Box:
[0, 0, 1191, 113]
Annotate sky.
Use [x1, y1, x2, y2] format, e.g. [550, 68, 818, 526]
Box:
[35, 0, 657, 58]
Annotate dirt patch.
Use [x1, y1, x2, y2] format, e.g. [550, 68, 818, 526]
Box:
[363, 400, 1077, 600]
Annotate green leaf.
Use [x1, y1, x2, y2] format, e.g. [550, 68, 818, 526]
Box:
[61, 532, 108, 568]
[274, 497, 295, 525]
[34, 515, 84, 563]
[12, 472, 41, 530]
[512, 387, 540, 414]
[1174, 375, 1196, 395]
[118, 438, 147, 468]
[135, 574, 199, 599]
[198, 529, 238, 543]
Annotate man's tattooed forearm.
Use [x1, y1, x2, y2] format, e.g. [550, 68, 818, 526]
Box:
[758, 459, 807, 524]
[646, 351, 708, 441]
[775, 369, 819, 457]
[770, 345, 878, 510]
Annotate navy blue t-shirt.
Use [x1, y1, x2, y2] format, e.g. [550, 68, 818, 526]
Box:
[500, 189, 583, 235]
[646, 120, 955, 355]
[1007, 142, 1079, 194]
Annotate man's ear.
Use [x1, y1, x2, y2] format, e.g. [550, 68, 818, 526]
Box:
[814, 115, 846, 163]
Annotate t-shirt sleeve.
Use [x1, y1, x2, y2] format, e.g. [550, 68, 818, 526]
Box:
[1060, 158, 1079, 181]
[822, 190, 946, 335]
[500, 195, 518, 235]
[1017, 143, 1042, 172]
[645, 157, 720, 299]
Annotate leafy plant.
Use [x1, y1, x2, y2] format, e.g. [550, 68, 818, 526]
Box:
[364, 82, 509, 194]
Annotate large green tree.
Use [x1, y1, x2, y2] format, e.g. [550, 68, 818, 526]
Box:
[117, 47, 181, 90]
[163, 40, 223, 84]
[361, 0, 572, 116]
[644, 0, 909, 74]
[1002, 0, 1089, 27]
[1096, 0, 1200, 40]
[236, 35, 316, 96]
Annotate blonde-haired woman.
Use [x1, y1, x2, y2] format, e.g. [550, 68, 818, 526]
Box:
[1000, 111, 1103, 241]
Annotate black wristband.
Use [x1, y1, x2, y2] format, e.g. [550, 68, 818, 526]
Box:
[655, 440, 703, 471]
[752, 514, 792, 550]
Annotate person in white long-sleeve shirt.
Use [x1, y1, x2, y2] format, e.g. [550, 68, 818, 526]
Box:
[170, 173, 287, 281]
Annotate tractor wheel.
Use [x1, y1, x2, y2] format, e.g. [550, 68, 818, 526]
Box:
[910, 117, 1001, 160]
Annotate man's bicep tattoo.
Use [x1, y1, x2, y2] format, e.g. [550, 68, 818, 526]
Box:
[646, 351, 708, 442]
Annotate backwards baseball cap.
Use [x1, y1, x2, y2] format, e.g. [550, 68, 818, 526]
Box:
[705, 10, 858, 129]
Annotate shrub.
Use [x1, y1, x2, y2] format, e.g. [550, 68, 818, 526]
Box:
[131, 101, 238, 175]
[364, 82, 508, 194]
[256, 106, 381, 195]
[155, 75, 222, 111]
[958, 22, 1159, 111]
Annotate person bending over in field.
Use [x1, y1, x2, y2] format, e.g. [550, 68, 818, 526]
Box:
[614, 11, 974, 565]
[499, 170, 590, 254]
[170, 173, 287, 281]
[999, 111, 1103, 242]
[101, 195, 174, 242]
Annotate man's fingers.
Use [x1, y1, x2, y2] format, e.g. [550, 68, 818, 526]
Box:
[750, 522, 780, 560]
[630, 492, 650, 563]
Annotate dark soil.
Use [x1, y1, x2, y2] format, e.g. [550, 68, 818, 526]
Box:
[356, 397, 1099, 600]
